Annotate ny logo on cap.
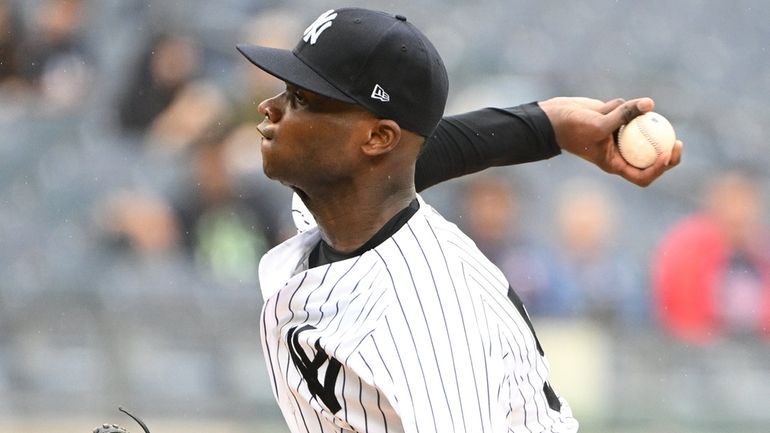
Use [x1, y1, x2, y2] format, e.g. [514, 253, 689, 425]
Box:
[303, 9, 337, 45]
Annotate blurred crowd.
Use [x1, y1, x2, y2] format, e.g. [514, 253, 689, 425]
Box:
[1, 0, 770, 429]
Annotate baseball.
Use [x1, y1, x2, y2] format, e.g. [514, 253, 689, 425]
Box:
[617, 112, 676, 169]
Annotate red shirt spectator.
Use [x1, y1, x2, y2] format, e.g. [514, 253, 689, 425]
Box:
[653, 170, 770, 344]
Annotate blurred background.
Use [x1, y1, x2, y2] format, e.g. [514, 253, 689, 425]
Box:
[1, 0, 769, 432]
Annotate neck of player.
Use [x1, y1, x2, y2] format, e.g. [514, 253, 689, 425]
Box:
[298, 175, 417, 254]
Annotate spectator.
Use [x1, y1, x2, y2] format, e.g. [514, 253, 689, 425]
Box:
[21, 0, 94, 110]
[653, 168, 770, 344]
[145, 79, 228, 155]
[459, 174, 572, 317]
[0, 0, 24, 88]
[117, 33, 202, 135]
[118, 31, 228, 154]
[0, 0, 31, 121]
[172, 121, 281, 285]
[551, 178, 647, 326]
[96, 189, 181, 256]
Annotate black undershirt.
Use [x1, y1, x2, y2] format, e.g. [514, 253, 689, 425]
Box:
[308, 199, 419, 268]
[416, 102, 559, 191]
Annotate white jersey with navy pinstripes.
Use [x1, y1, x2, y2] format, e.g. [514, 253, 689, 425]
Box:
[258, 194, 578, 433]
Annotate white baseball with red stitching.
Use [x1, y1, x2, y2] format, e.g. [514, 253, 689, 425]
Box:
[617, 112, 676, 169]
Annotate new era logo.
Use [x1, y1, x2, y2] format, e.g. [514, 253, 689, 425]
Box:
[303, 9, 337, 45]
[371, 84, 390, 102]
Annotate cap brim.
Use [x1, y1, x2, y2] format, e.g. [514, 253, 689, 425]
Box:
[236, 44, 356, 104]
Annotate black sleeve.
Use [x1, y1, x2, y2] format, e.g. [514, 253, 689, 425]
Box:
[414, 101, 560, 192]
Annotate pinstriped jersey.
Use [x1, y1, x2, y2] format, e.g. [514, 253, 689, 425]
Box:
[258, 194, 578, 432]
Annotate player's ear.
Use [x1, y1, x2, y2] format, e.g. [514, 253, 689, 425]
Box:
[361, 119, 401, 157]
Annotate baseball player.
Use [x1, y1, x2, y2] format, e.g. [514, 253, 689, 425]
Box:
[237, 7, 681, 433]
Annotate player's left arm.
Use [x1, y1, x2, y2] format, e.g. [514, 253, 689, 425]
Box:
[414, 97, 683, 192]
[415, 102, 559, 191]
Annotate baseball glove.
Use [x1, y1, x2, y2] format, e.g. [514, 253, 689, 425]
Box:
[92, 407, 151, 433]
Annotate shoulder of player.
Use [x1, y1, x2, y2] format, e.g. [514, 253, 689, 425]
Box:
[365, 201, 487, 279]
[402, 206, 480, 259]
[388, 203, 511, 294]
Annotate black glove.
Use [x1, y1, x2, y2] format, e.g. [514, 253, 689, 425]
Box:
[92, 407, 150, 433]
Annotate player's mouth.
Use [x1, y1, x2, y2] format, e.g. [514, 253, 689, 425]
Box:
[256, 124, 272, 139]
[257, 123, 274, 141]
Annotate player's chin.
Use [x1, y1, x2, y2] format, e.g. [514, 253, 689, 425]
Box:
[260, 145, 281, 179]
[261, 162, 280, 181]
[260, 156, 279, 180]
[261, 159, 295, 185]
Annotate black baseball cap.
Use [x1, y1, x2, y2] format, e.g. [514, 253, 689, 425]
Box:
[236, 8, 448, 137]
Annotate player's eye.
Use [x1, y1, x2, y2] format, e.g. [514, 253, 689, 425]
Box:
[293, 90, 308, 105]
[286, 85, 309, 107]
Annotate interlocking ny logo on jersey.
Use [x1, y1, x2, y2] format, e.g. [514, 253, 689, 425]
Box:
[303, 9, 337, 45]
[287, 325, 342, 413]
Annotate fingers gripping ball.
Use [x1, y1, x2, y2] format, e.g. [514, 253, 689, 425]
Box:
[617, 112, 676, 169]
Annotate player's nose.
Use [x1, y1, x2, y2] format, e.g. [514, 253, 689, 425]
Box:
[258, 94, 282, 123]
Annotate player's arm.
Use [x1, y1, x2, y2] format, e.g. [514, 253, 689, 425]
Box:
[538, 96, 682, 186]
[414, 97, 683, 192]
[415, 102, 558, 191]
